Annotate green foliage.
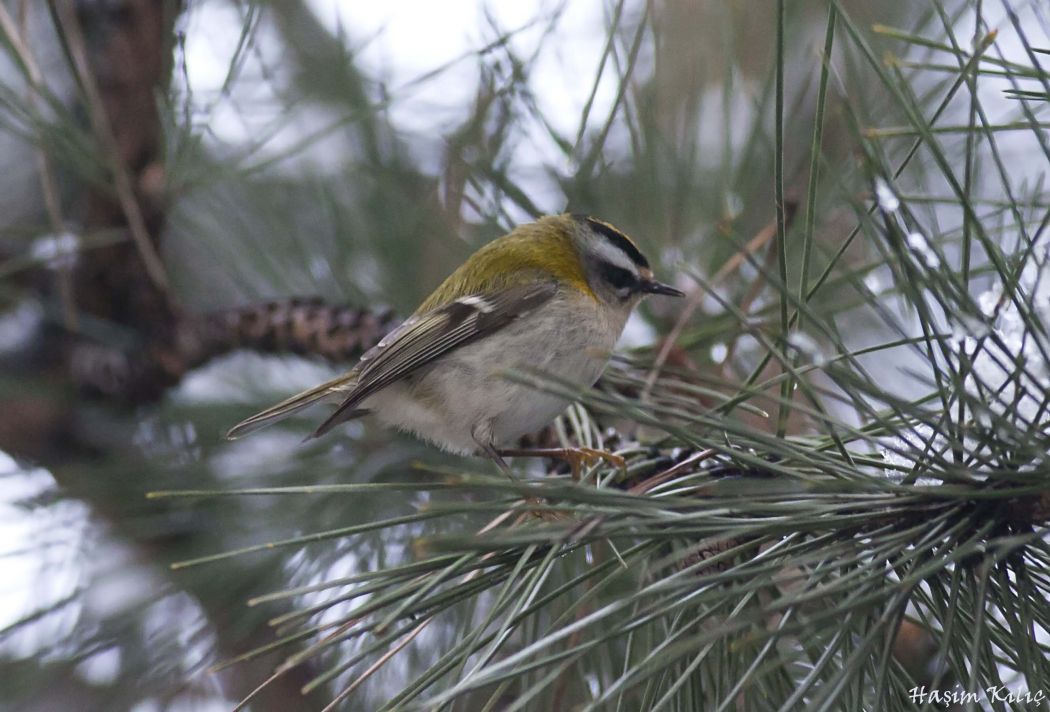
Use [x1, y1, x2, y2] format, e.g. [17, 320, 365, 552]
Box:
[3, 1, 1050, 710]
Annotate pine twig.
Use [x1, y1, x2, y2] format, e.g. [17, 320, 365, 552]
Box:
[71, 300, 399, 401]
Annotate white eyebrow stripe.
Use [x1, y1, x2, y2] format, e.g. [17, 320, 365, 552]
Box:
[589, 235, 640, 274]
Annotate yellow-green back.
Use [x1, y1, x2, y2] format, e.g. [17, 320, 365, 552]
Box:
[417, 215, 594, 313]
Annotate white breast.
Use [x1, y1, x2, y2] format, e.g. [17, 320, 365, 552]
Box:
[362, 291, 625, 455]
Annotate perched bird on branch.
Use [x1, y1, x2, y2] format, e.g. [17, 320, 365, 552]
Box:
[227, 214, 682, 474]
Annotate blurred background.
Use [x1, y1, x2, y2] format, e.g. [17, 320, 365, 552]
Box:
[1, 1, 1048, 710]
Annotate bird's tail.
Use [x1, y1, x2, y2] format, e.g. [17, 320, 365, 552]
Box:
[226, 373, 355, 440]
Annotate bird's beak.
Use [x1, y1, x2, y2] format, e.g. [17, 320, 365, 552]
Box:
[639, 279, 685, 297]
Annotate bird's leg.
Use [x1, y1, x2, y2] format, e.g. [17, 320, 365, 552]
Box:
[475, 434, 570, 520]
[476, 438, 518, 480]
[496, 447, 627, 481]
[472, 425, 523, 481]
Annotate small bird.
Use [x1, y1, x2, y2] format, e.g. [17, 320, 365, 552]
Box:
[227, 214, 683, 473]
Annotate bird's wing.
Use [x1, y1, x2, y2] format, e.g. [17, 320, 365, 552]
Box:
[309, 280, 558, 438]
[225, 371, 356, 440]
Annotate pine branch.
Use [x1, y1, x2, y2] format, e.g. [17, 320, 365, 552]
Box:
[70, 299, 399, 401]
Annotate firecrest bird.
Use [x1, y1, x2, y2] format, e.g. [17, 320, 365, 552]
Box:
[226, 214, 683, 473]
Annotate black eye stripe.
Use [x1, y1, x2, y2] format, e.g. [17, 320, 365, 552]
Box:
[600, 262, 637, 291]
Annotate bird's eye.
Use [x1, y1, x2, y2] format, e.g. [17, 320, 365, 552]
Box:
[600, 262, 637, 292]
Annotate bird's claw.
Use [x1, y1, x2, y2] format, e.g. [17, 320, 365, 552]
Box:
[561, 447, 627, 480]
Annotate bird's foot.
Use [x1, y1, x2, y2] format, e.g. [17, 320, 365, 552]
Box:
[497, 447, 626, 481]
